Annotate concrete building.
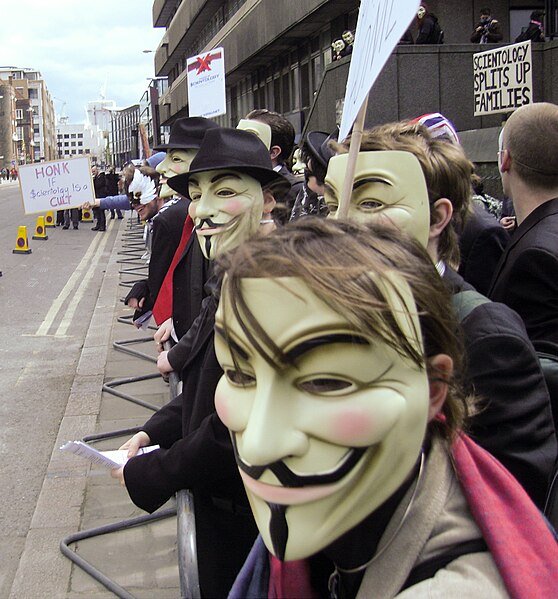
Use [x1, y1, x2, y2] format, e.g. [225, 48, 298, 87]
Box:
[149, 0, 556, 192]
[56, 120, 106, 164]
[110, 104, 141, 168]
[0, 67, 56, 169]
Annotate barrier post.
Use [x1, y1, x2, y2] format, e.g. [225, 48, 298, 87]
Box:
[45, 211, 56, 227]
[32, 215, 48, 240]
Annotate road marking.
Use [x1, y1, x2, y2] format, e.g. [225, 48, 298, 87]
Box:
[34, 220, 114, 336]
[55, 221, 114, 337]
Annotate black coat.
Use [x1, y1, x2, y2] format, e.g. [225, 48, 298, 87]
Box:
[445, 267, 556, 508]
[126, 199, 190, 317]
[93, 172, 107, 199]
[458, 202, 510, 296]
[124, 287, 257, 596]
[488, 198, 558, 351]
[170, 234, 210, 340]
[273, 164, 304, 225]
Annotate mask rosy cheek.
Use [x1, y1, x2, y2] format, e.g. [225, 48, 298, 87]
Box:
[223, 198, 249, 214]
[214, 389, 230, 425]
[188, 202, 197, 218]
[330, 411, 376, 446]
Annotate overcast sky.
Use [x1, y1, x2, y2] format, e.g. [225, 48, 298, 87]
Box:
[0, 0, 163, 123]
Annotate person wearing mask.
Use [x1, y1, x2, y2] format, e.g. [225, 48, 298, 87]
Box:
[471, 7, 503, 44]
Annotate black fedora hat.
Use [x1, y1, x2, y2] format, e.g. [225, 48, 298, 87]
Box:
[153, 116, 219, 151]
[167, 128, 289, 197]
[306, 129, 338, 168]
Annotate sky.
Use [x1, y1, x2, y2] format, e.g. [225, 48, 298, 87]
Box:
[0, 0, 163, 124]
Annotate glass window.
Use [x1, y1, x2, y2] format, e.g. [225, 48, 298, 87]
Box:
[300, 62, 310, 108]
[274, 77, 281, 112]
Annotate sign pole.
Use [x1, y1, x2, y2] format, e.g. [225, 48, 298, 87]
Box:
[337, 93, 369, 220]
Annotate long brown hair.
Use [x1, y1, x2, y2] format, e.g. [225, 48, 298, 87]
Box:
[216, 217, 470, 440]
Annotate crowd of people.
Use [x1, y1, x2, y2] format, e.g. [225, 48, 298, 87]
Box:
[72, 96, 558, 598]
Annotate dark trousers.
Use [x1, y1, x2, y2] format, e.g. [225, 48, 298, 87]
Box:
[194, 491, 258, 598]
[93, 207, 106, 230]
[64, 209, 80, 228]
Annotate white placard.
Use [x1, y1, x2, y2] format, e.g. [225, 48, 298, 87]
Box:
[187, 47, 226, 118]
[18, 156, 95, 215]
[339, 0, 420, 141]
[473, 41, 532, 116]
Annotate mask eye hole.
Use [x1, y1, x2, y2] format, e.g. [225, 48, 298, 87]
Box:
[225, 369, 256, 387]
[298, 377, 355, 396]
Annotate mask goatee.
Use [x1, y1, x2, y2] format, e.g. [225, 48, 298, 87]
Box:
[268, 503, 289, 560]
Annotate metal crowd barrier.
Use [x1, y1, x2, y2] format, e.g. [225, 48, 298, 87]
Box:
[60, 213, 199, 598]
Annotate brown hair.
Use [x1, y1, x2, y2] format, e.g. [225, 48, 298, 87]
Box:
[333, 121, 474, 267]
[504, 103, 558, 190]
[216, 217, 470, 440]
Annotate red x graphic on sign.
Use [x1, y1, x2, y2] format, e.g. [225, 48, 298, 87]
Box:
[196, 53, 212, 75]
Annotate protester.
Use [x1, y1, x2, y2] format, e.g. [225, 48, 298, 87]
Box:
[489, 103, 558, 429]
[105, 167, 123, 219]
[409, 112, 509, 295]
[489, 103, 558, 348]
[244, 108, 303, 223]
[216, 218, 558, 598]
[515, 10, 545, 43]
[470, 7, 503, 44]
[324, 121, 556, 507]
[128, 117, 219, 333]
[415, 3, 444, 44]
[290, 130, 336, 220]
[91, 165, 107, 231]
[112, 128, 288, 598]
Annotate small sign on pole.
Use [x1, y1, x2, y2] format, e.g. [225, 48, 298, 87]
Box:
[18, 156, 95, 215]
[187, 47, 226, 118]
[337, 0, 420, 218]
[339, 0, 420, 142]
[473, 41, 532, 117]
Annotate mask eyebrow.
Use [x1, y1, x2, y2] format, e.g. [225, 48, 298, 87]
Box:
[215, 324, 249, 360]
[211, 172, 242, 184]
[353, 177, 392, 191]
[285, 333, 369, 362]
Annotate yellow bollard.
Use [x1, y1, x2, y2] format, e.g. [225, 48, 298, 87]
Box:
[13, 226, 32, 254]
[32, 215, 48, 240]
[81, 208, 93, 222]
[44, 211, 56, 227]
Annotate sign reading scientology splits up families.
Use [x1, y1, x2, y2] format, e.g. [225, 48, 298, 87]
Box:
[473, 40, 533, 117]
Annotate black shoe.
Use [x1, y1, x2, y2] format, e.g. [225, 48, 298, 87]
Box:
[91, 226, 100, 231]
[62, 225, 69, 229]
[110, 215, 115, 219]
[98, 227, 106, 232]
[73, 225, 79, 230]
[117, 216, 124, 219]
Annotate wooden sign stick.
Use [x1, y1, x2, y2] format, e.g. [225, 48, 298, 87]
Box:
[337, 93, 369, 219]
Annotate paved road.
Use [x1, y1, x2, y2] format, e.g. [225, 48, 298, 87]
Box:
[0, 182, 124, 597]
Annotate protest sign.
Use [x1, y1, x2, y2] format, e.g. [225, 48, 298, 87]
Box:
[339, 0, 420, 141]
[18, 156, 95, 215]
[473, 41, 532, 117]
[187, 47, 226, 118]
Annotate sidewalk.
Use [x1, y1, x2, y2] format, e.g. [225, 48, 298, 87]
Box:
[8, 219, 181, 599]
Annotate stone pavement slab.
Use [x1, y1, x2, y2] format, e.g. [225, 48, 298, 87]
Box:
[9, 219, 181, 599]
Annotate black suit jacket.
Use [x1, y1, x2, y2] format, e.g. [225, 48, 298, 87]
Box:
[458, 202, 509, 296]
[170, 234, 210, 340]
[126, 199, 190, 317]
[445, 268, 556, 507]
[488, 198, 558, 351]
[124, 286, 257, 596]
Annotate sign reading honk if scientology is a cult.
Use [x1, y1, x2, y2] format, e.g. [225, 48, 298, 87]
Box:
[18, 156, 95, 215]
